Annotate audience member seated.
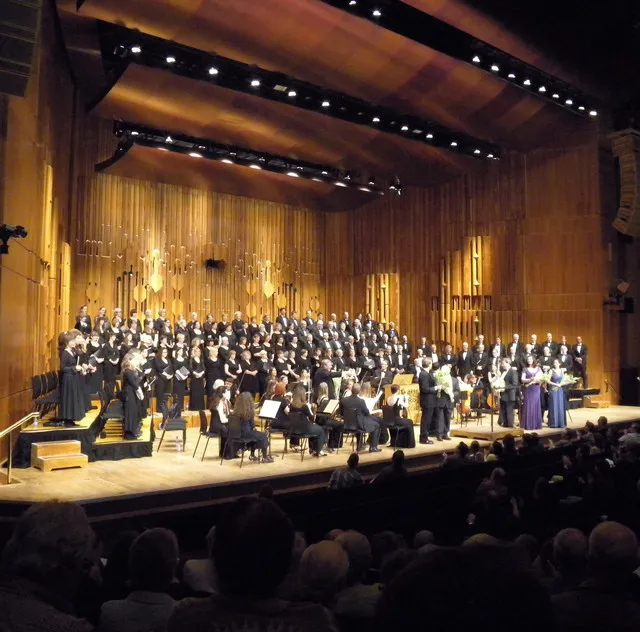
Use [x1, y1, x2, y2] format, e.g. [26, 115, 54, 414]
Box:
[328, 453, 364, 490]
[371, 450, 408, 484]
[552, 521, 640, 632]
[332, 531, 382, 621]
[0, 501, 95, 632]
[181, 526, 217, 596]
[298, 541, 349, 606]
[167, 498, 334, 632]
[100, 531, 139, 603]
[99, 528, 178, 632]
[548, 528, 588, 595]
[412, 530, 435, 550]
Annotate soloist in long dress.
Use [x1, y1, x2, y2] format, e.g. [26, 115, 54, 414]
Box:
[520, 366, 543, 430]
[59, 349, 86, 421]
[547, 369, 567, 428]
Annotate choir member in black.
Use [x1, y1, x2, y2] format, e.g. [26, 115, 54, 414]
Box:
[262, 334, 273, 359]
[456, 342, 472, 377]
[298, 348, 312, 374]
[154, 346, 173, 409]
[357, 347, 376, 380]
[529, 334, 542, 358]
[273, 349, 289, 378]
[572, 336, 588, 386]
[472, 344, 488, 377]
[428, 344, 440, 370]
[224, 348, 241, 382]
[154, 308, 168, 333]
[345, 348, 358, 372]
[418, 359, 437, 444]
[497, 359, 519, 428]
[374, 360, 394, 391]
[204, 342, 222, 406]
[439, 344, 457, 370]
[174, 331, 189, 356]
[238, 349, 258, 396]
[143, 309, 155, 334]
[160, 320, 174, 346]
[103, 331, 120, 402]
[138, 348, 155, 414]
[558, 345, 574, 372]
[289, 385, 326, 456]
[247, 317, 260, 340]
[208, 383, 230, 457]
[218, 336, 231, 363]
[434, 365, 459, 442]
[59, 332, 86, 426]
[313, 358, 342, 400]
[385, 385, 416, 448]
[203, 313, 217, 341]
[75, 305, 92, 336]
[250, 333, 264, 359]
[174, 315, 188, 339]
[128, 309, 142, 332]
[235, 335, 249, 358]
[221, 323, 236, 347]
[121, 354, 144, 440]
[268, 381, 291, 437]
[120, 332, 136, 360]
[94, 306, 107, 330]
[189, 346, 206, 411]
[255, 351, 273, 396]
[86, 331, 104, 395]
[172, 347, 189, 413]
[74, 333, 93, 412]
[231, 392, 273, 463]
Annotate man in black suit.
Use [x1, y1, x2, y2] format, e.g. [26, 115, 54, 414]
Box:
[400, 335, 412, 357]
[542, 332, 558, 357]
[434, 366, 459, 441]
[529, 334, 542, 358]
[374, 360, 394, 389]
[472, 344, 488, 377]
[456, 342, 473, 378]
[417, 337, 430, 356]
[407, 357, 422, 382]
[497, 359, 519, 428]
[392, 348, 408, 373]
[304, 310, 315, 329]
[276, 308, 289, 331]
[341, 383, 382, 452]
[439, 344, 457, 370]
[357, 347, 376, 379]
[508, 334, 523, 358]
[418, 359, 437, 444]
[572, 336, 588, 386]
[558, 344, 574, 372]
[232, 311, 247, 339]
[333, 349, 347, 372]
[490, 337, 506, 360]
[312, 359, 342, 400]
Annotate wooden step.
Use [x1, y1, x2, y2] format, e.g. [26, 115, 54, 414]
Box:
[33, 453, 88, 472]
[31, 440, 82, 459]
[584, 396, 609, 409]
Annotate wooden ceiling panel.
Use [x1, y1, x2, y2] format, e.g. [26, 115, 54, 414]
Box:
[102, 144, 372, 211]
[59, 0, 582, 149]
[96, 65, 476, 185]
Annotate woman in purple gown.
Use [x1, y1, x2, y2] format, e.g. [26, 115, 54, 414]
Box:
[520, 356, 543, 430]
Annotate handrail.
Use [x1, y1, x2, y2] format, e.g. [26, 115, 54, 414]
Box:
[0, 412, 40, 440]
[1, 412, 40, 485]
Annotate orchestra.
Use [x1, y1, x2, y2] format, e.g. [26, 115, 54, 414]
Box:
[60, 304, 590, 454]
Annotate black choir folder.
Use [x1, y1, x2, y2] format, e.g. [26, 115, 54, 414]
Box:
[176, 366, 190, 380]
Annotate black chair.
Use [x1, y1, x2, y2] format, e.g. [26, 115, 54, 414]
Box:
[284, 411, 315, 462]
[265, 418, 289, 457]
[36, 373, 60, 416]
[341, 408, 365, 452]
[220, 414, 255, 468]
[31, 375, 44, 410]
[381, 406, 408, 449]
[193, 410, 220, 461]
[157, 401, 188, 451]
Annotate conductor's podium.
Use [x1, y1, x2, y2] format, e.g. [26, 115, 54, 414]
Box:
[384, 374, 421, 425]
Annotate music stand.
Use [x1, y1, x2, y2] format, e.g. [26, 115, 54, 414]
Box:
[393, 374, 414, 386]
[318, 399, 339, 416]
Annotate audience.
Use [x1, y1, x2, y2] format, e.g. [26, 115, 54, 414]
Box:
[298, 541, 349, 605]
[371, 450, 407, 483]
[99, 528, 178, 632]
[328, 453, 363, 490]
[181, 526, 216, 596]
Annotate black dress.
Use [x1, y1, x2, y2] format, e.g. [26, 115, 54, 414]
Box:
[102, 343, 120, 401]
[59, 349, 85, 421]
[290, 404, 325, 454]
[189, 358, 206, 410]
[204, 351, 222, 398]
[239, 359, 257, 396]
[172, 357, 189, 412]
[121, 368, 143, 437]
[87, 341, 104, 394]
[154, 357, 173, 408]
[390, 399, 416, 448]
[315, 396, 344, 449]
[225, 358, 241, 382]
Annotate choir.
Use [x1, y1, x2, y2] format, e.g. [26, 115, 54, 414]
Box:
[60, 304, 589, 456]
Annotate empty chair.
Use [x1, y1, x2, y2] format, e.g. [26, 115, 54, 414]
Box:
[193, 410, 221, 461]
[157, 401, 187, 451]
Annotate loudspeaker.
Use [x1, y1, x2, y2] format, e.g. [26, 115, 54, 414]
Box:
[611, 130, 640, 237]
[205, 258, 224, 270]
[0, 0, 42, 98]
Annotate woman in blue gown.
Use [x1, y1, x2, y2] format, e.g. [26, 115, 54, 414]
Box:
[547, 359, 567, 428]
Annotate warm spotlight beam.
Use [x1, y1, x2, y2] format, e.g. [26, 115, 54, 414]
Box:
[317, 0, 599, 118]
[103, 121, 386, 195]
[97, 22, 503, 161]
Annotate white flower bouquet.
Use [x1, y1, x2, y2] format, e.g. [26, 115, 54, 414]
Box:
[491, 376, 506, 393]
[434, 368, 454, 400]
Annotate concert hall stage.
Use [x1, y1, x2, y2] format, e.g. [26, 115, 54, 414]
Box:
[0, 405, 638, 527]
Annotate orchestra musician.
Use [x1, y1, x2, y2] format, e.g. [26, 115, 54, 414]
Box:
[341, 383, 382, 452]
[385, 385, 416, 448]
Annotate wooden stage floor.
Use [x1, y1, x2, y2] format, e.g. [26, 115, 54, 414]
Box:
[1, 406, 639, 515]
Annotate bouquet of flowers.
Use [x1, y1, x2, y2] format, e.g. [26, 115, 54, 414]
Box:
[551, 373, 579, 389]
[433, 368, 454, 400]
[537, 372, 552, 386]
[491, 376, 506, 393]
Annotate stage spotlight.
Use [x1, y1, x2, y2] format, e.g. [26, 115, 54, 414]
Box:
[368, 177, 376, 186]
[450, 141, 458, 147]
[507, 73, 516, 79]
[189, 152, 202, 158]
[589, 110, 598, 117]
[321, 100, 330, 107]
[158, 147, 168, 151]
[286, 171, 300, 177]
[490, 64, 499, 72]
[288, 90, 297, 97]
[349, 0, 356, 4]
[539, 86, 546, 92]
[372, 9, 382, 17]
[250, 79, 261, 87]
[487, 153, 494, 158]
[472, 56, 481, 63]
[426, 133, 434, 139]
[389, 176, 402, 195]
[321, 170, 329, 175]
[249, 164, 262, 169]
[208, 67, 219, 75]
[578, 106, 585, 111]
[166, 56, 176, 63]
[130, 131, 139, 136]
[311, 177, 322, 182]
[552, 93, 560, 99]
[474, 149, 481, 154]
[523, 79, 531, 86]
[401, 125, 409, 131]
[130, 45, 141, 54]
[565, 99, 573, 105]
[372, 117, 380, 123]
[221, 158, 234, 164]
[359, 187, 371, 192]
[165, 136, 173, 143]
[335, 181, 348, 187]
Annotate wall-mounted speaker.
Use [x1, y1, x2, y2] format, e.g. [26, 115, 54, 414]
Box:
[0, 0, 42, 97]
[611, 129, 640, 237]
[205, 258, 225, 270]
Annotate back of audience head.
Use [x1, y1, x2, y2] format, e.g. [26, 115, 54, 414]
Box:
[380, 549, 418, 585]
[588, 521, 638, 578]
[1, 501, 95, 597]
[413, 530, 435, 549]
[376, 546, 555, 632]
[336, 530, 373, 585]
[299, 541, 349, 603]
[213, 497, 294, 597]
[370, 531, 407, 570]
[391, 449, 405, 468]
[553, 528, 588, 574]
[129, 528, 179, 592]
[456, 442, 469, 459]
[347, 453, 359, 469]
[514, 533, 539, 565]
